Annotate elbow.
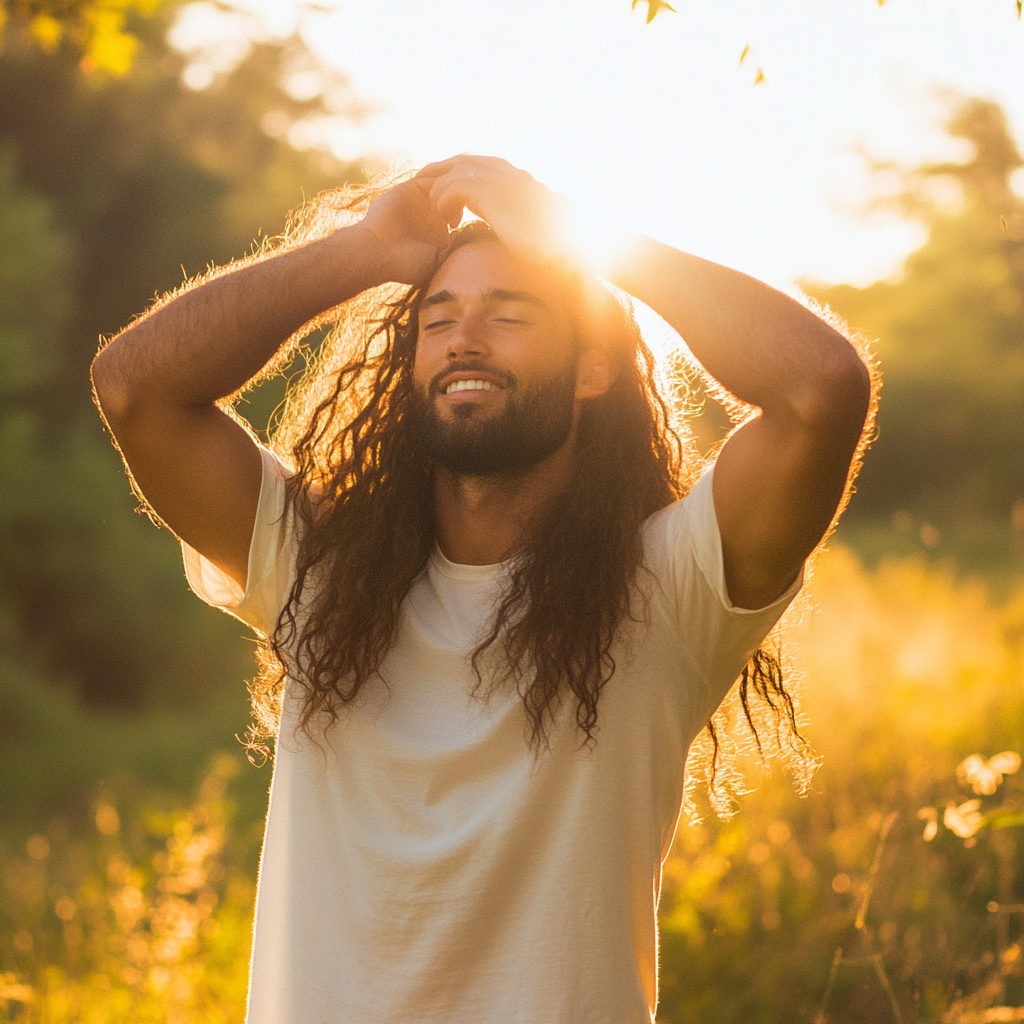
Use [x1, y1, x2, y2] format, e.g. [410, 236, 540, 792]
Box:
[794, 331, 873, 437]
[827, 341, 872, 428]
[91, 344, 135, 428]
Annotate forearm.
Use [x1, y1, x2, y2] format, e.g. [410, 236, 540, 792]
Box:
[93, 221, 388, 416]
[606, 235, 869, 427]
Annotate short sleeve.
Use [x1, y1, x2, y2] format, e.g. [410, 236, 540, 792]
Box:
[181, 445, 298, 637]
[642, 464, 802, 728]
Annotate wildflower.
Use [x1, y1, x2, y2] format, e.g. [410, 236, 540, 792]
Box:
[956, 751, 1021, 796]
[917, 806, 938, 841]
[943, 799, 984, 839]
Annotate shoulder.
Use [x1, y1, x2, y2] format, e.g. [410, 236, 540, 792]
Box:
[641, 465, 716, 573]
[642, 462, 802, 616]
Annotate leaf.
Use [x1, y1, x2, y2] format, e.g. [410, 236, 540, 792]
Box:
[988, 811, 1024, 830]
[6, 0, 161, 76]
[82, 9, 138, 77]
[632, 0, 677, 24]
[739, 44, 750, 65]
[754, 68, 766, 86]
[28, 14, 63, 52]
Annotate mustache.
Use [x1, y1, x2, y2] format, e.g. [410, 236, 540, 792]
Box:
[427, 361, 519, 397]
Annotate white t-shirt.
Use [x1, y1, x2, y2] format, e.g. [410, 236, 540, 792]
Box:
[183, 445, 800, 1024]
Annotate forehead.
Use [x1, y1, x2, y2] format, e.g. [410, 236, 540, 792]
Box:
[423, 240, 573, 316]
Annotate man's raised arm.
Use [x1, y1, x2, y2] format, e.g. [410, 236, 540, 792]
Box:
[91, 173, 450, 589]
[420, 154, 873, 611]
[608, 237, 873, 610]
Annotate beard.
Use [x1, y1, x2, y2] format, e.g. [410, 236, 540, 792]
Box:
[410, 360, 577, 477]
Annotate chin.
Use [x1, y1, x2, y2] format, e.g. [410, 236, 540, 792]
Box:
[446, 401, 503, 423]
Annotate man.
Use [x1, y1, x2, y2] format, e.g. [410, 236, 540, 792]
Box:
[92, 156, 873, 1023]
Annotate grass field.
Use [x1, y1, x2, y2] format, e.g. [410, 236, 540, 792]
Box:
[2, 546, 1021, 1023]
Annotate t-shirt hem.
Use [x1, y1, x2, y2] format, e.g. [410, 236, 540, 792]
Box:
[181, 444, 291, 635]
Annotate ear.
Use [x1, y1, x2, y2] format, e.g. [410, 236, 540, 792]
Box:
[575, 346, 618, 401]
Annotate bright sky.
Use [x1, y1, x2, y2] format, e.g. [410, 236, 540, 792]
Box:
[173, 0, 1024, 289]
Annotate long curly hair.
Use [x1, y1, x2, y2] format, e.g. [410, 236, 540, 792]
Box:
[231, 180, 876, 815]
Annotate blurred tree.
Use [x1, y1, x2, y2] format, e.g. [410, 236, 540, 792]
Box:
[0, 3, 361, 420]
[0, 0, 160, 75]
[0, 133, 271, 825]
[807, 97, 1024, 555]
[0, 2, 363, 724]
[0, 146, 239, 824]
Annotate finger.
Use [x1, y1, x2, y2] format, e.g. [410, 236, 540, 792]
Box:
[418, 156, 463, 178]
[420, 153, 514, 184]
[427, 164, 492, 208]
[412, 165, 454, 188]
[428, 173, 464, 215]
[418, 154, 493, 183]
[439, 154, 511, 172]
[430, 177, 486, 228]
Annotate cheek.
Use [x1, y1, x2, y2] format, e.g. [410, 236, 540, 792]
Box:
[529, 332, 577, 380]
[412, 335, 439, 387]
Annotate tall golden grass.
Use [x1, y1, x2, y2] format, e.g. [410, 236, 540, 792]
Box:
[2, 547, 1021, 1023]
[657, 548, 1023, 1023]
[1, 755, 254, 1023]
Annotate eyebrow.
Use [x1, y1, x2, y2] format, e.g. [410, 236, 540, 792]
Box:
[421, 289, 457, 309]
[485, 289, 548, 309]
[420, 288, 549, 311]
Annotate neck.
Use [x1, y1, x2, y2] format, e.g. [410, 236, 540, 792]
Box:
[433, 433, 577, 565]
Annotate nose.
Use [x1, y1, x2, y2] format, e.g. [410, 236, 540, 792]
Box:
[445, 312, 490, 360]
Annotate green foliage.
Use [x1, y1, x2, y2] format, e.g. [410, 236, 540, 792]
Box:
[0, 144, 70, 397]
[0, 0, 161, 76]
[0, 5, 359, 406]
[808, 99, 1024, 555]
[0, 1, 364, 827]
[0, 5, 361, 730]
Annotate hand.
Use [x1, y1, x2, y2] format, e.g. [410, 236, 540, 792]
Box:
[357, 170, 452, 285]
[424, 155, 577, 267]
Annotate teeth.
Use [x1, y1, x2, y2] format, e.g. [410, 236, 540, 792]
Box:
[445, 379, 496, 394]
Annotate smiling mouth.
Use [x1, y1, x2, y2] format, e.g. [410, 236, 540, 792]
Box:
[444, 379, 501, 395]
[430, 362, 517, 399]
